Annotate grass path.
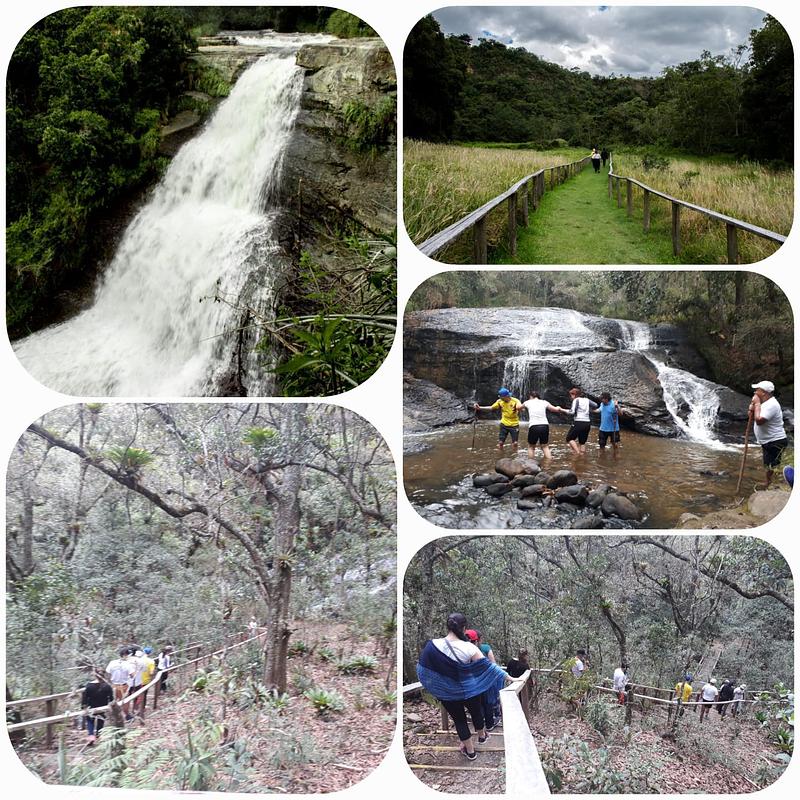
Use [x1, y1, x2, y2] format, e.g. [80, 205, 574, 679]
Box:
[493, 165, 681, 265]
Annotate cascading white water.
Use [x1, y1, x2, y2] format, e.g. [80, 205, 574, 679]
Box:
[617, 319, 725, 445]
[14, 39, 312, 396]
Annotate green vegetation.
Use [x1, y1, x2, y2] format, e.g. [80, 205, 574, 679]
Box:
[340, 96, 396, 153]
[303, 687, 346, 715]
[325, 10, 376, 39]
[336, 654, 379, 675]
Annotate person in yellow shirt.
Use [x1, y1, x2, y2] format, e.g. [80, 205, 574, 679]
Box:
[673, 674, 693, 716]
[141, 647, 156, 685]
[474, 387, 523, 453]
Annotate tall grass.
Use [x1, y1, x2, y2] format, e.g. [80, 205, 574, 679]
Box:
[403, 140, 588, 248]
[611, 152, 793, 264]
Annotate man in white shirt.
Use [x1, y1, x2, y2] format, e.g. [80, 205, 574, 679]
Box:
[699, 677, 719, 722]
[571, 649, 587, 679]
[521, 391, 567, 460]
[106, 648, 135, 703]
[732, 683, 746, 717]
[749, 380, 788, 488]
[613, 662, 628, 705]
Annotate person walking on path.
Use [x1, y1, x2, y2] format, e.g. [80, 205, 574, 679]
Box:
[565, 388, 598, 455]
[416, 612, 511, 761]
[467, 629, 500, 730]
[699, 678, 719, 722]
[522, 391, 567, 460]
[591, 147, 601, 173]
[613, 662, 628, 705]
[674, 674, 693, 717]
[598, 392, 622, 450]
[157, 646, 173, 692]
[717, 678, 735, 717]
[749, 380, 789, 488]
[732, 683, 746, 717]
[600, 148, 610, 167]
[474, 388, 523, 453]
[106, 647, 135, 704]
[82, 671, 113, 745]
[506, 649, 530, 678]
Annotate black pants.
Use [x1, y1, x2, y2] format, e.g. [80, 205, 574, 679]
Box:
[441, 696, 485, 741]
[593, 159, 600, 172]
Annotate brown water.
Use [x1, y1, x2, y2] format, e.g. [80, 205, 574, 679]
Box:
[404, 423, 768, 529]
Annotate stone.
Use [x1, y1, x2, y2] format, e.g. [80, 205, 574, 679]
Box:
[555, 484, 589, 505]
[517, 498, 542, 511]
[485, 482, 513, 497]
[546, 470, 578, 489]
[572, 516, 605, 529]
[472, 473, 509, 488]
[405, 713, 423, 723]
[747, 490, 790, 522]
[601, 493, 641, 521]
[495, 457, 540, 479]
[677, 513, 701, 526]
[511, 474, 540, 488]
[533, 472, 552, 485]
[586, 490, 607, 508]
[404, 374, 473, 432]
[520, 484, 547, 498]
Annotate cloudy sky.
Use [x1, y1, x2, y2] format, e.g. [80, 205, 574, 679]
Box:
[432, 5, 769, 77]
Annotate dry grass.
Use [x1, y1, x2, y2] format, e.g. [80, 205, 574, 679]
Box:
[611, 153, 793, 264]
[403, 140, 588, 247]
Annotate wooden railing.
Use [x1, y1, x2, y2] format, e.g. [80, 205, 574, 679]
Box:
[418, 156, 592, 261]
[607, 160, 786, 262]
[6, 629, 266, 747]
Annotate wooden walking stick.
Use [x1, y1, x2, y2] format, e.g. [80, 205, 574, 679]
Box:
[736, 409, 754, 494]
[471, 413, 477, 450]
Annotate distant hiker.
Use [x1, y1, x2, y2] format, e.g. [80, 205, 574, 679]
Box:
[474, 387, 523, 453]
[467, 629, 500, 729]
[416, 613, 510, 761]
[613, 662, 628, 705]
[591, 147, 601, 173]
[601, 147, 610, 167]
[82, 671, 113, 745]
[248, 616, 258, 638]
[673, 674, 693, 717]
[157, 646, 173, 692]
[565, 388, 598, 455]
[506, 649, 530, 678]
[699, 677, 719, 722]
[106, 647, 135, 704]
[598, 392, 622, 449]
[749, 380, 788, 488]
[141, 647, 156, 686]
[571, 648, 588, 679]
[717, 678, 735, 717]
[522, 390, 567, 460]
[732, 683, 746, 716]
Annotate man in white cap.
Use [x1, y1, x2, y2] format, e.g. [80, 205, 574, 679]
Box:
[749, 380, 788, 488]
[699, 677, 719, 722]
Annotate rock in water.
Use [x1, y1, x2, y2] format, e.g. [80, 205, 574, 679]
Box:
[511, 474, 540, 488]
[495, 457, 540, 478]
[555, 484, 589, 505]
[601, 493, 641, 520]
[546, 470, 578, 489]
[473, 473, 509, 488]
[517, 498, 542, 511]
[520, 484, 547, 498]
[586, 490, 607, 508]
[485, 482, 513, 497]
[572, 516, 605, 529]
[533, 472, 551, 485]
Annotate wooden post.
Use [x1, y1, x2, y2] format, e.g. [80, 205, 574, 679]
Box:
[643, 190, 651, 231]
[616, 177, 622, 208]
[626, 179, 633, 216]
[508, 192, 517, 256]
[608, 173, 612, 198]
[153, 675, 161, 710]
[45, 699, 55, 748]
[726, 223, 739, 264]
[532, 176, 540, 210]
[440, 704, 449, 731]
[671, 202, 681, 255]
[625, 687, 634, 725]
[521, 185, 529, 227]
[473, 216, 487, 264]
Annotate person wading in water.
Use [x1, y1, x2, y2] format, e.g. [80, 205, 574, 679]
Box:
[474, 388, 523, 454]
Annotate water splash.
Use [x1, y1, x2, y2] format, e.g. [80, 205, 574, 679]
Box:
[14, 41, 313, 396]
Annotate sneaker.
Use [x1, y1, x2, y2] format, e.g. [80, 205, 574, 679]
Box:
[784, 466, 794, 488]
[459, 746, 477, 761]
[485, 721, 496, 732]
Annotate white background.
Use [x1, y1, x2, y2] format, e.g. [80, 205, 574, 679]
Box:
[2, 1, 799, 798]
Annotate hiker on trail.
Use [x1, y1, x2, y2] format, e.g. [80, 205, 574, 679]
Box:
[598, 392, 622, 450]
[591, 147, 601, 173]
[106, 647, 135, 704]
[717, 678, 735, 717]
[416, 612, 511, 761]
[571, 649, 588, 679]
[82, 671, 113, 745]
[699, 677, 719, 722]
[157, 646, 173, 692]
[565, 388, 598, 455]
[673, 674, 693, 717]
[141, 647, 156, 686]
[732, 683, 746, 716]
[613, 662, 628, 705]
[248, 616, 258, 638]
[474, 387, 523, 453]
[601, 147, 610, 167]
[506, 648, 530, 678]
[749, 380, 788, 489]
[467, 629, 500, 730]
[522, 390, 568, 460]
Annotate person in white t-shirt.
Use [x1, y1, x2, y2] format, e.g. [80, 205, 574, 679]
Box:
[699, 678, 719, 722]
[106, 647, 135, 703]
[612, 662, 628, 705]
[521, 391, 568, 460]
[749, 380, 788, 488]
[565, 388, 599, 455]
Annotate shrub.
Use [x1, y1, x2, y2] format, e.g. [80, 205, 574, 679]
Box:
[304, 687, 346, 715]
[325, 10, 375, 39]
[374, 687, 397, 708]
[584, 698, 612, 735]
[317, 646, 336, 662]
[291, 669, 315, 694]
[340, 96, 396, 152]
[287, 640, 311, 657]
[336, 654, 378, 675]
[640, 152, 670, 172]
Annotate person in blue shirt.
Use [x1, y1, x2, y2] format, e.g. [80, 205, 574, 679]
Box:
[598, 392, 622, 449]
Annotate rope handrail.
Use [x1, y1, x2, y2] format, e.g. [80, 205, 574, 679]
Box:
[418, 155, 592, 258]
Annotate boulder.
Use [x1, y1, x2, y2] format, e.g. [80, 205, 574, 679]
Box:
[485, 483, 513, 497]
[472, 473, 509, 488]
[496, 457, 539, 478]
[555, 484, 589, 505]
[404, 374, 473, 432]
[546, 470, 578, 489]
[586, 490, 607, 508]
[520, 484, 547, 498]
[517, 498, 542, 511]
[511, 474, 540, 488]
[747, 490, 790, 522]
[601, 493, 641, 521]
[533, 472, 552, 485]
[572, 516, 605, 529]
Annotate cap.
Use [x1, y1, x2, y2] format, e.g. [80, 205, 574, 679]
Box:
[498, 387, 511, 397]
[143, 647, 152, 654]
[685, 673, 692, 681]
[710, 678, 717, 684]
[752, 380, 775, 393]
[465, 629, 478, 642]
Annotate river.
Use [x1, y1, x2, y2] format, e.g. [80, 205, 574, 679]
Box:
[404, 422, 767, 529]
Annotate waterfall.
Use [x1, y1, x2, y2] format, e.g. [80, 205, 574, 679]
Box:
[617, 320, 726, 444]
[14, 41, 311, 396]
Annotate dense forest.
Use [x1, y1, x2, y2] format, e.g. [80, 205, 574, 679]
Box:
[407, 271, 793, 398]
[5, 6, 374, 336]
[6, 403, 395, 790]
[404, 14, 792, 163]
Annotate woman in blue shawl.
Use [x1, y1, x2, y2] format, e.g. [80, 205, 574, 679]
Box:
[417, 612, 509, 760]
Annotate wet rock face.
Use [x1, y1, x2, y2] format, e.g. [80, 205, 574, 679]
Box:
[404, 374, 473, 432]
[601, 493, 642, 521]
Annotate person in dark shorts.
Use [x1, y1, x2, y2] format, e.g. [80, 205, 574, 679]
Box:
[591, 147, 601, 172]
[598, 392, 622, 449]
[601, 147, 610, 167]
[749, 380, 788, 488]
[474, 387, 523, 453]
[521, 391, 567, 460]
[82, 671, 113, 744]
[565, 388, 598, 455]
[506, 649, 530, 678]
